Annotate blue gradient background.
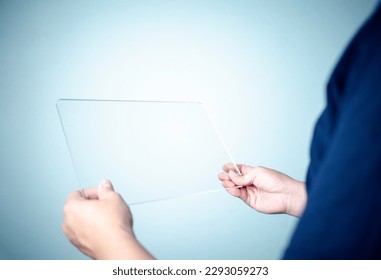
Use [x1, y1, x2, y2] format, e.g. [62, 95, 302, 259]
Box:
[0, 0, 377, 259]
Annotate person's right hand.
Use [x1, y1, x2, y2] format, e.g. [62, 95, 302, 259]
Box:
[218, 163, 307, 217]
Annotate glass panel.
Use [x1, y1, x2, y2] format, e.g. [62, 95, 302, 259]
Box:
[57, 99, 240, 205]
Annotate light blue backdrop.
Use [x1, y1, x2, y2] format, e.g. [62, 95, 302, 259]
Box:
[0, 0, 377, 259]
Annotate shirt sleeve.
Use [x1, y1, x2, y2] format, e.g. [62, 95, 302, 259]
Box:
[283, 29, 381, 259]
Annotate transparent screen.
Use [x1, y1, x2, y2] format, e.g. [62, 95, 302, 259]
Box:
[57, 99, 239, 205]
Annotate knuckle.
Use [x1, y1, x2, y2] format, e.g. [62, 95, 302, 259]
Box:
[63, 200, 77, 214]
[254, 166, 265, 172]
[63, 202, 70, 214]
[66, 191, 76, 200]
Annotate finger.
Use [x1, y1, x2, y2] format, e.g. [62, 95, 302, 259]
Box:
[67, 190, 85, 201]
[221, 178, 242, 197]
[228, 169, 256, 186]
[240, 164, 256, 175]
[82, 188, 99, 200]
[98, 179, 115, 199]
[223, 163, 243, 173]
[222, 180, 236, 189]
[218, 172, 230, 181]
[226, 187, 243, 198]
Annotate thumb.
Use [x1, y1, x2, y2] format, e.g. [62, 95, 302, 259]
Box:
[228, 170, 254, 186]
[98, 179, 115, 199]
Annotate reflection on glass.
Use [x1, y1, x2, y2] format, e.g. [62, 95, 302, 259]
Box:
[57, 99, 239, 205]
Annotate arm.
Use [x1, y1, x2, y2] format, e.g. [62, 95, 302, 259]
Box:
[219, 164, 307, 217]
[62, 180, 154, 260]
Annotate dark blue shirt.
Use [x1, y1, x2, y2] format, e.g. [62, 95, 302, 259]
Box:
[284, 5, 381, 259]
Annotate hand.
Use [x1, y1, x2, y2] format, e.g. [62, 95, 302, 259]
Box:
[62, 179, 154, 259]
[218, 163, 307, 217]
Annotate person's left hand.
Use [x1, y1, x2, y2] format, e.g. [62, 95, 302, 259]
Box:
[62, 179, 154, 259]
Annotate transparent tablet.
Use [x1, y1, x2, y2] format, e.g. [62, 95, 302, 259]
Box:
[57, 99, 240, 205]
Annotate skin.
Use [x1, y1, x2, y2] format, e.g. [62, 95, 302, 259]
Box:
[62, 179, 154, 260]
[62, 164, 307, 259]
[218, 163, 307, 218]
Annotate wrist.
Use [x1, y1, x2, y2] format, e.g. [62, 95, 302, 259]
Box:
[285, 180, 307, 218]
[95, 231, 154, 260]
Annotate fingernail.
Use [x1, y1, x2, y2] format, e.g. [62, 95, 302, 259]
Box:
[102, 179, 111, 188]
